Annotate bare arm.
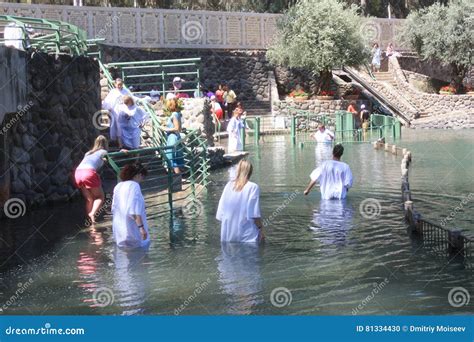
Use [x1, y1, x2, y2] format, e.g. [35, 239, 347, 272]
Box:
[304, 179, 317, 195]
[131, 214, 147, 240]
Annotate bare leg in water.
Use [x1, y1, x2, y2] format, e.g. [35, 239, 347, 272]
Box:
[88, 187, 105, 224]
[81, 188, 93, 221]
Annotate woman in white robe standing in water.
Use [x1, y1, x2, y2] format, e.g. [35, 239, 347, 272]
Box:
[226, 107, 244, 153]
[216, 160, 264, 243]
[112, 163, 150, 249]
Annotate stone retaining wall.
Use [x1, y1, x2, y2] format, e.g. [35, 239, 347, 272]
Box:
[390, 57, 474, 120]
[273, 99, 371, 116]
[4, 51, 101, 207]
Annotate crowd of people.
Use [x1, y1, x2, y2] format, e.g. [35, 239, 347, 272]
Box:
[75, 73, 356, 250]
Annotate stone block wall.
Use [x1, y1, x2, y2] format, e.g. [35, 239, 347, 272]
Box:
[273, 99, 371, 117]
[3, 51, 101, 207]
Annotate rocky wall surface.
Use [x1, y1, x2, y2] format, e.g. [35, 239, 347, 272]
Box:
[101, 47, 271, 102]
[273, 99, 371, 116]
[6, 52, 101, 207]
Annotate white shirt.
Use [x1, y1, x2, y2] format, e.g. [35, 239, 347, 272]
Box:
[112, 181, 150, 249]
[315, 129, 334, 143]
[216, 181, 261, 243]
[117, 104, 149, 149]
[102, 88, 132, 112]
[310, 160, 353, 200]
[77, 149, 107, 170]
[165, 92, 176, 100]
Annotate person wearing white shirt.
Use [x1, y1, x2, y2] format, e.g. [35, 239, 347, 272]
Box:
[102, 78, 132, 145]
[304, 144, 353, 200]
[112, 163, 150, 249]
[116, 96, 149, 150]
[313, 123, 334, 143]
[216, 160, 264, 243]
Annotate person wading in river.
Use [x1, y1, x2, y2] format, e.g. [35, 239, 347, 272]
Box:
[304, 144, 353, 200]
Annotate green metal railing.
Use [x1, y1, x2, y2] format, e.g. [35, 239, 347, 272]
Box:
[239, 111, 402, 150]
[0, 15, 88, 55]
[106, 129, 209, 217]
[105, 58, 201, 98]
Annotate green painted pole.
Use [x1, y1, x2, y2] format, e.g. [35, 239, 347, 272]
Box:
[291, 116, 296, 144]
[395, 119, 402, 139]
[255, 117, 261, 145]
[384, 116, 391, 138]
[241, 118, 246, 150]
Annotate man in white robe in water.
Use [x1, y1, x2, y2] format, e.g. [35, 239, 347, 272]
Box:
[102, 78, 133, 146]
[313, 123, 334, 143]
[304, 144, 353, 200]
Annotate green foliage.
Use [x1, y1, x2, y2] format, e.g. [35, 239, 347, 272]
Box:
[266, 0, 369, 75]
[400, 0, 473, 87]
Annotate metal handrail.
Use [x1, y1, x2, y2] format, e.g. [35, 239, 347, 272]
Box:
[0, 15, 88, 55]
[343, 66, 411, 125]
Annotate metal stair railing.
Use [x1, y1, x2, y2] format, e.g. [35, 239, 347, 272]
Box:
[0, 15, 88, 56]
[343, 66, 412, 125]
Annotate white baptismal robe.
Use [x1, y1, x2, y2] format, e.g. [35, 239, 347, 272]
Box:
[102, 88, 132, 140]
[216, 181, 261, 243]
[226, 117, 244, 152]
[310, 160, 353, 200]
[112, 180, 150, 249]
[116, 104, 149, 149]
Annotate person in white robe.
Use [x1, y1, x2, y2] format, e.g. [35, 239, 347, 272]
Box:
[116, 96, 149, 150]
[313, 123, 334, 143]
[216, 160, 264, 243]
[102, 78, 133, 145]
[226, 108, 244, 153]
[304, 144, 353, 200]
[112, 163, 150, 249]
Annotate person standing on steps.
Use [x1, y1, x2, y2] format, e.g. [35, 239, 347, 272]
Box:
[371, 43, 381, 73]
[74, 135, 109, 224]
[102, 78, 133, 147]
[161, 98, 184, 175]
[116, 96, 149, 150]
[223, 84, 237, 120]
[304, 144, 353, 200]
[227, 107, 245, 153]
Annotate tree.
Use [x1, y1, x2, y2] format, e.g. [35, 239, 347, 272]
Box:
[266, 0, 369, 94]
[400, 0, 473, 91]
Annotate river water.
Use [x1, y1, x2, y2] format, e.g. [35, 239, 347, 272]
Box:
[0, 129, 472, 315]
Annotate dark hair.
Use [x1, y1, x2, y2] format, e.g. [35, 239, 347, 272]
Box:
[120, 162, 148, 181]
[333, 144, 344, 158]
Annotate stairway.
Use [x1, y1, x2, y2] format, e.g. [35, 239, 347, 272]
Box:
[373, 72, 396, 86]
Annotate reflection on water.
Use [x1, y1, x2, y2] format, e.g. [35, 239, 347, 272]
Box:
[0, 130, 472, 315]
[310, 200, 354, 247]
[112, 247, 149, 315]
[217, 242, 263, 315]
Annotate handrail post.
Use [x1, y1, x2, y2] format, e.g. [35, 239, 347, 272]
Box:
[255, 116, 261, 145]
[291, 115, 296, 144]
[240, 118, 246, 150]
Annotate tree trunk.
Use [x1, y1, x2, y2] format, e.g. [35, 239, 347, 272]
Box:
[317, 69, 332, 94]
[452, 63, 466, 93]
